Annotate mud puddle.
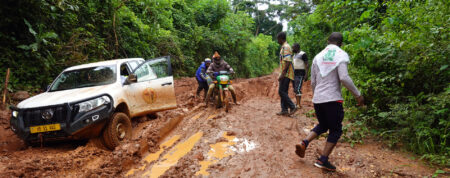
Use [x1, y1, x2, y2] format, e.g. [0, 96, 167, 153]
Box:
[0, 73, 440, 177]
[124, 73, 437, 177]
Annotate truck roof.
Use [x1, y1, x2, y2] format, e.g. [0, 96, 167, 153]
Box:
[65, 58, 144, 71]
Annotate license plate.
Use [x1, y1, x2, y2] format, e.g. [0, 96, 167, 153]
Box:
[30, 124, 61, 134]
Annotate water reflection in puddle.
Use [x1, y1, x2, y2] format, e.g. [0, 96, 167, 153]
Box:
[196, 132, 258, 176]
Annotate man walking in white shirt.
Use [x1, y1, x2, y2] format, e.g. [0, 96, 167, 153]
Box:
[294, 32, 364, 171]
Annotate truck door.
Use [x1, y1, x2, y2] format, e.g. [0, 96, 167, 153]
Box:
[126, 56, 177, 116]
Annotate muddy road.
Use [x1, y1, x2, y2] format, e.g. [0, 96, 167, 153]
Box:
[0, 73, 440, 177]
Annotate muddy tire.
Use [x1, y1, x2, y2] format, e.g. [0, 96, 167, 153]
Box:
[216, 89, 223, 108]
[24, 140, 34, 147]
[224, 91, 230, 112]
[102, 112, 132, 150]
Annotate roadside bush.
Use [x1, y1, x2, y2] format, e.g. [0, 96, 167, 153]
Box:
[244, 34, 278, 77]
[0, 0, 278, 92]
[291, 0, 449, 165]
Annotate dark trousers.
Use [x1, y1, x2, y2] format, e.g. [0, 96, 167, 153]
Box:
[279, 77, 295, 112]
[196, 78, 208, 97]
[311, 102, 344, 143]
[292, 69, 305, 95]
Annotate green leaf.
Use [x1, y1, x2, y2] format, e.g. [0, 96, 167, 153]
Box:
[440, 65, 448, 71]
[378, 112, 389, 118]
[360, 10, 372, 21]
[30, 43, 38, 52]
[17, 45, 30, 50]
[24, 19, 37, 36]
[41, 32, 58, 39]
[23, 19, 32, 28]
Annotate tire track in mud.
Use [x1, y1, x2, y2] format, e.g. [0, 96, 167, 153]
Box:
[125, 107, 232, 177]
[0, 73, 439, 177]
[125, 73, 437, 178]
[126, 96, 313, 177]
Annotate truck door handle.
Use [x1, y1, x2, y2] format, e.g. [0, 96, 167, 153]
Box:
[161, 82, 172, 86]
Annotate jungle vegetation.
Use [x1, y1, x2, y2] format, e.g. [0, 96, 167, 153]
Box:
[0, 0, 448, 167]
[289, 0, 449, 166]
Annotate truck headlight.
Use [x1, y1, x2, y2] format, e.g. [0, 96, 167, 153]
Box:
[12, 111, 18, 118]
[77, 96, 111, 113]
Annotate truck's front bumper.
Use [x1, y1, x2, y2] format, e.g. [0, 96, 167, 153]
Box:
[10, 95, 114, 143]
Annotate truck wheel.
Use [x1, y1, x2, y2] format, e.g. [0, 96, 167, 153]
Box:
[24, 140, 34, 147]
[102, 112, 132, 150]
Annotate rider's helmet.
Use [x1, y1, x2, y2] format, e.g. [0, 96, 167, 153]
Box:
[212, 51, 221, 65]
[204, 58, 211, 63]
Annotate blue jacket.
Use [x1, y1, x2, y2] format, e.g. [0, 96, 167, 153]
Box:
[195, 62, 208, 82]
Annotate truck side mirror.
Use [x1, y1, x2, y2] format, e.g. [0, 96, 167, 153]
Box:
[126, 74, 137, 84]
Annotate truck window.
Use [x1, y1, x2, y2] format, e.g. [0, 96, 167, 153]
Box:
[120, 63, 130, 76]
[134, 63, 157, 82]
[50, 65, 116, 92]
[128, 61, 141, 71]
[120, 63, 130, 84]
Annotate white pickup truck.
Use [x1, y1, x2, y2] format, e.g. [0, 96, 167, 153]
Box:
[10, 57, 177, 149]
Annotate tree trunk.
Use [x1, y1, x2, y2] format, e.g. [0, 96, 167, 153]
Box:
[113, 12, 119, 58]
[2, 68, 10, 109]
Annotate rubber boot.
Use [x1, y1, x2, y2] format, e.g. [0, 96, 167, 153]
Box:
[295, 95, 302, 108]
[228, 85, 238, 104]
[205, 84, 215, 105]
[196, 90, 200, 99]
[231, 93, 237, 104]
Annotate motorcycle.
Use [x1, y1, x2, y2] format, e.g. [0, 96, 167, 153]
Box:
[211, 71, 234, 112]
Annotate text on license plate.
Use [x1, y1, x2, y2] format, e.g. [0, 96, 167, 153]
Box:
[30, 124, 61, 134]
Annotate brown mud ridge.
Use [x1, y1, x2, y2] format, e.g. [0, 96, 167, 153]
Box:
[0, 73, 439, 177]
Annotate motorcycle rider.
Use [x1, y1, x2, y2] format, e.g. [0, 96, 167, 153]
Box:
[205, 51, 237, 105]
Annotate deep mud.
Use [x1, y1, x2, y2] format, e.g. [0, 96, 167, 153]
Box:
[0, 73, 442, 177]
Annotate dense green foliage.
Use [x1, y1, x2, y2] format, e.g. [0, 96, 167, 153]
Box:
[0, 0, 279, 92]
[290, 0, 449, 165]
[1, 0, 448, 167]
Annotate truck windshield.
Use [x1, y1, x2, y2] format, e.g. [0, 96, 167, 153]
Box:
[49, 65, 117, 92]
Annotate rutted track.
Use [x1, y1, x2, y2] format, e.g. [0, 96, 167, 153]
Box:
[0, 73, 438, 177]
